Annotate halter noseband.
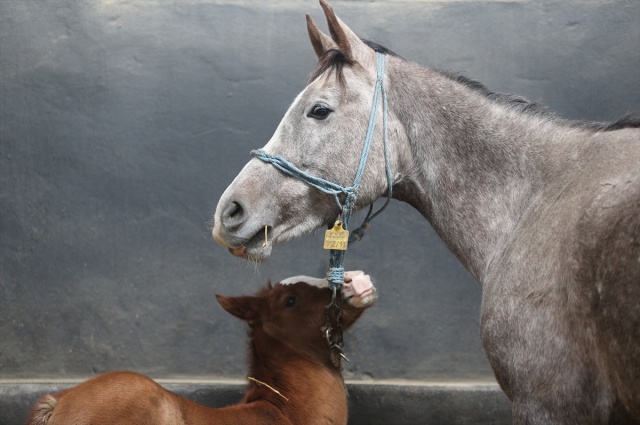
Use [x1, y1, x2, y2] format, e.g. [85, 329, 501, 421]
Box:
[251, 52, 392, 289]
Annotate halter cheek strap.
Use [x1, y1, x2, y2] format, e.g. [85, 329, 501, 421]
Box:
[251, 52, 392, 289]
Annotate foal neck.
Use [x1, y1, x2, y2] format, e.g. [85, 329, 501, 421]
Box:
[243, 328, 347, 420]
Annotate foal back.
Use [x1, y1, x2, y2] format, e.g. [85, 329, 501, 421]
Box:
[29, 372, 189, 425]
[29, 371, 290, 425]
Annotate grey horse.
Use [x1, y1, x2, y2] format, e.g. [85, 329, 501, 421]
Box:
[213, 1, 640, 423]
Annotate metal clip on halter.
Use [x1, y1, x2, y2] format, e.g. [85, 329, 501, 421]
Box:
[323, 286, 349, 363]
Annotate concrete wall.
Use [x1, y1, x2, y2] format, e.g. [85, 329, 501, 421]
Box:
[1, 0, 638, 421]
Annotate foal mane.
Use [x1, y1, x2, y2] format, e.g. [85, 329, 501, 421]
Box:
[307, 39, 639, 132]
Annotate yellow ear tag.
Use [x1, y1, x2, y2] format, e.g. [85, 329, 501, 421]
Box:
[323, 220, 349, 251]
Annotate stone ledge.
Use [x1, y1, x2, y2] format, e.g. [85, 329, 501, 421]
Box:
[0, 379, 512, 425]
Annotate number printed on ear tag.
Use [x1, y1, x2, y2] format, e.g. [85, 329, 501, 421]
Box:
[324, 220, 349, 251]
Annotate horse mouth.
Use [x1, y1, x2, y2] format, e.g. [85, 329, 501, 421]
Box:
[226, 226, 273, 263]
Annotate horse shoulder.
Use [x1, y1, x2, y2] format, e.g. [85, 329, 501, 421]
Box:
[479, 208, 593, 405]
[572, 167, 640, 417]
[478, 137, 640, 411]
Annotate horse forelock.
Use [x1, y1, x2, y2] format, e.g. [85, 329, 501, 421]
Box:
[307, 48, 353, 87]
[306, 39, 400, 87]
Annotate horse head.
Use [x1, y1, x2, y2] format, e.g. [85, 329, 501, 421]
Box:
[213, 0, 402, 262]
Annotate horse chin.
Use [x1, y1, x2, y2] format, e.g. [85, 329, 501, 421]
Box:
[227, 231, 273, 263]
[230, 245, 272, 263]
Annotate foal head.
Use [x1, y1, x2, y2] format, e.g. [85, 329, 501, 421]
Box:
[213, 1, 402, 262]
[216, 271, 377, 363]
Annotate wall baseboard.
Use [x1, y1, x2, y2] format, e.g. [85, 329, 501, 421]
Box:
[1, 379, 511, 425]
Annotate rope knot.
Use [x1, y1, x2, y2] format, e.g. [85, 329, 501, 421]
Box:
[326, 266, 345, 289]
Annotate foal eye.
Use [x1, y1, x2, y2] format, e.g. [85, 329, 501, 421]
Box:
[307, 104, 332, 120]
[284, 295, 297, 308]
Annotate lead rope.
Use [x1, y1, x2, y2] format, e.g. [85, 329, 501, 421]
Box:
[323, 285, 346, 369]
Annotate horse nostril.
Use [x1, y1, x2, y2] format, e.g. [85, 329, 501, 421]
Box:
[228, 201, 242, 218]
[222, 201, 245, 229]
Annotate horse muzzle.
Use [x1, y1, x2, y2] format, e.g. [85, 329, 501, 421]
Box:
[212, 199, 273, 262]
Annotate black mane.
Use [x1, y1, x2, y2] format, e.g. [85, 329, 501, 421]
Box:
[602, 112, 640, 130]
[439, 71, 549, 116]
[363, 39, 401, 57]
[437, 71, 640, 131]
[307, 40, 639, 132]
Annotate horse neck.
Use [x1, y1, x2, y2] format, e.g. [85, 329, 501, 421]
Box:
[388, 60, 565, 281]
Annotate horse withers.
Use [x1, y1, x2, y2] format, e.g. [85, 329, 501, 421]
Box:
[26, 271, 378, 425]
[212, 1, 640, 423]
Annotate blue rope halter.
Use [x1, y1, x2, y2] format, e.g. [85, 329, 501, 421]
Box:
[251, 52, 392, 289]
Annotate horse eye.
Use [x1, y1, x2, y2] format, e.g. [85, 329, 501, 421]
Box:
[307, 104, 332, 120]
[284, 295, 297, 308]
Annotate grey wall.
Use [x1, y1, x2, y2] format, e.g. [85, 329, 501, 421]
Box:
[1, 0, 638, 384]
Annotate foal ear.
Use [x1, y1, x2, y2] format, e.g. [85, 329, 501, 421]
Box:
[216, 295, 259, 322]
[319, 0, 371, 63]
[306, 13, 337, 58]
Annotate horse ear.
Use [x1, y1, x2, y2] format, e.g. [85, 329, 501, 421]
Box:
[319, 0, 371, 63]
[306, 13, 337, 58]
[216, 294, 259, 322]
